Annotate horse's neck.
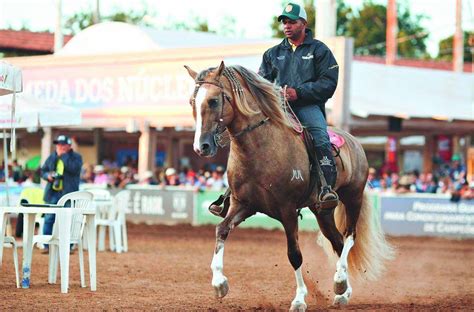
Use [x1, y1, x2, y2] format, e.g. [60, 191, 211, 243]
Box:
[228, 113, 288, 161]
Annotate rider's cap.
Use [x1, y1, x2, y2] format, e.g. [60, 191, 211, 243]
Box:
[278, 2, 307, 22]
[53, 134, 72, 145]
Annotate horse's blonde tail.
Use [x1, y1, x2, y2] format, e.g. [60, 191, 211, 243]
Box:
[318, 191, 395, 281]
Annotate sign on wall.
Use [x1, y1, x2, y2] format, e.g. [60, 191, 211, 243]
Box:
[124, 186, 194, 224]
[381, 194, 474, 238]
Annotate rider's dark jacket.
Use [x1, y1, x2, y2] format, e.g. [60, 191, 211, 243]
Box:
[258, 29, 339, 117]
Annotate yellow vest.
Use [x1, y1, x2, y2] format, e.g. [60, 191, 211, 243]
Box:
[52, 159, 64, 191]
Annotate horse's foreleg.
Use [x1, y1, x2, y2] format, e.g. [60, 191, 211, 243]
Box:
[281, 210, 307, 312]
[211, 205, 253, 299]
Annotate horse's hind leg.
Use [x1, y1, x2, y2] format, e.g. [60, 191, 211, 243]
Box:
[330, 187, 363, 305]
[211, 202, 253, 299]
[310, 205, 351, 303]
[281, 207, 307, 312]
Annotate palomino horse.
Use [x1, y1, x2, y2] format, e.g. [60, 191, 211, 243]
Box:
[185, 62, 393, 310]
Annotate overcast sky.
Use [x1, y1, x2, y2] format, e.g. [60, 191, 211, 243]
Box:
[0, 0, 473, 57]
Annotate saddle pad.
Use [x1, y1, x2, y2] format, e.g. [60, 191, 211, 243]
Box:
[328, 129, 345, 148]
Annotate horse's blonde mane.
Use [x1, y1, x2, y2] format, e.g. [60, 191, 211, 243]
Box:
[225, 65, 292, 129]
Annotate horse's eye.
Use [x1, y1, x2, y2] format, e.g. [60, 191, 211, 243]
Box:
[208, 98, 219, 108]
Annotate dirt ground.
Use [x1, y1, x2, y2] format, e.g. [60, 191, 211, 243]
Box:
[0, 223, 473, 311]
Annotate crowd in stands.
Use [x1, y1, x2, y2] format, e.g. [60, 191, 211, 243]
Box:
[1, 154, 473, 199]
[367, 154, 473, 201]
[78, 162, 228, 191]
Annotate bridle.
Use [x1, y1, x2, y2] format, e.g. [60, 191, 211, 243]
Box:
[190, 68, 270, 148]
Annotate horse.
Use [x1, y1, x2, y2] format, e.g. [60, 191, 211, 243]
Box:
[184, 61, 393, 310]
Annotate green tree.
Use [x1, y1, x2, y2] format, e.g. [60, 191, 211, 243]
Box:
[336, 0, 353, 36]
[345, 1, 428, 58]
[437, 31, 474, 63]
[270, 1, 429, 59]
[64, 10, 153, 34]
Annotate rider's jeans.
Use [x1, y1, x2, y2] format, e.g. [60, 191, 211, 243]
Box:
[292, 104, 331, 151]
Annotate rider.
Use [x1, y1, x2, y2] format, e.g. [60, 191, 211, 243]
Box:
[209, 2, 339, 217]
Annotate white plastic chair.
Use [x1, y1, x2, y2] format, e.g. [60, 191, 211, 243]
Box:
[18, 187, 46, 249]
[31, 191, 93, 288]
[2, 216, 19, 288]
[88, 189, 113, 252]
[95, 190, 130, 253]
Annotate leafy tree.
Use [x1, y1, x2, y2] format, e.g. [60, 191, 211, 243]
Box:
[64, 10, 153, 34]
[270, 0, 429, 59]
[347, 1, 428, 58]
[336, 0, 353, 36]
[437, 31, 474, 63]
[65, 9, 218, 35]
[167, 16, 215, 33]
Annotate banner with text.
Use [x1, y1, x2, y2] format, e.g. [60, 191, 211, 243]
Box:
[380, 194, 474, 237]
[124, 186, 195, 224]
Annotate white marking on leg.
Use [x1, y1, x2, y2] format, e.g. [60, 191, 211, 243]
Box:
[290, 267, 307, 311]
[334, 235, 354, 304]
[193, 87, 208, 151]
[210, 242, 228, 297]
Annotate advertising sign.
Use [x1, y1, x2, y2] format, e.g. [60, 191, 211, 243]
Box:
[124, 186, 194, 224]
[381, 194, 474, 238]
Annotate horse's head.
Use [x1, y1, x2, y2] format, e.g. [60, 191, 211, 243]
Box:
[184, 61, 234, 157]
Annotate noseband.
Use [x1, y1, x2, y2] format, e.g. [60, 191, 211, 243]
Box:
[191, 68, 270, 148]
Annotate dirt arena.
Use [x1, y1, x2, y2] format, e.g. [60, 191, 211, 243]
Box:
[0, 223, 473, 311]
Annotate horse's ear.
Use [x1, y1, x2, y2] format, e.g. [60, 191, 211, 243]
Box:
[184, 65, 197, 80]
[215, 61, 225, 79]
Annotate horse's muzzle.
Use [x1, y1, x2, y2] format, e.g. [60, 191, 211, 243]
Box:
[195, 132, 217, 157]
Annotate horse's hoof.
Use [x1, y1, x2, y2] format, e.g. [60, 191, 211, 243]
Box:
[334, 279, 348, 295]
[289, 302, 307, 312]
[333, 294, 349, 305]
[213, 277, 229, 298]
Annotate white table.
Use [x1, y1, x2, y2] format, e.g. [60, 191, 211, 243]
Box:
[0, 205, 96, 293]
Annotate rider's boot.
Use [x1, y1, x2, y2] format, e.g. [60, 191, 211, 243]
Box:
[208, 188, 231, 218]
[315, 146, 339, 209]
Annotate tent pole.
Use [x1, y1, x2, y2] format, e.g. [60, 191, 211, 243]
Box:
[3, 129, 9, 206]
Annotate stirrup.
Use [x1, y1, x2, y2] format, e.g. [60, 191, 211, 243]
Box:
[208, 194, 230, 218]
[318, 186, 339, 210]
[209, 204, 227, 218]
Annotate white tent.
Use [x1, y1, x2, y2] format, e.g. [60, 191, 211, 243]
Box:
[0, 94, 82, 129]
[0, 61, 23, 206]
[0, 61, 22, 96]
[0, 62, 82, 205]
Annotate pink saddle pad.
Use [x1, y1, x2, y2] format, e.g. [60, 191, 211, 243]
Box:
[328, 129, 345, 148]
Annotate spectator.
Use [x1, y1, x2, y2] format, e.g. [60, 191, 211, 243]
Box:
[424, 173, 439, 194]
[40, 134, 82, 254]
[394, 175, 412, 194]
[11, 159, 23, 182]
[140, 170, 158, 185]
[206, 166, 227, 191]
[461, 181, 474, 200]
[367, 167, 381, 190]
[163, 168, 180, 186]
[80, 163, 94, 183]
[93, 165, 108, 185]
